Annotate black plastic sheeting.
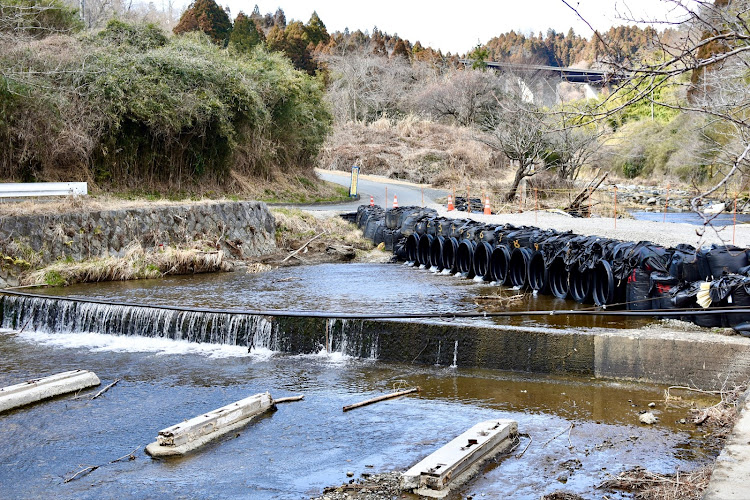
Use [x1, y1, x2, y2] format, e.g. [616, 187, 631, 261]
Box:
[352, 205, 750, 332]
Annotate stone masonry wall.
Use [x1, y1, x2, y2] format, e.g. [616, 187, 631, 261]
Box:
[0, 201, 276, 286]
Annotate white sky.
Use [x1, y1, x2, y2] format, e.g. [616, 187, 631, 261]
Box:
[213, 0, 691, 55]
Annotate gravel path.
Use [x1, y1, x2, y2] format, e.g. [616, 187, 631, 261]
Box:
[315, 169, 748, 249]
[425, 204, 750, 249]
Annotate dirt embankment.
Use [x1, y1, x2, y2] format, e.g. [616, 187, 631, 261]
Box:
[318, 116, 500, 187]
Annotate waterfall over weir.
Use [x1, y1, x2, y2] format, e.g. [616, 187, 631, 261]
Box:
[0, 295, 380, 359]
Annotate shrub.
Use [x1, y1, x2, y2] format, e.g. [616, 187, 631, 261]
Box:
[0, 22, 331, 190]
[0, 0, 82, 38]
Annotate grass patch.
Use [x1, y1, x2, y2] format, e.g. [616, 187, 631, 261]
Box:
[271, 208, 372, 251]
[22, 243, 227, 287]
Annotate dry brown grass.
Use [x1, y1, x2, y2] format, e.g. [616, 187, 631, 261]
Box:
[22, 243, 228, 286]
[599, 466, 712, 500]
[318, 116, 498, 187]
[598, 384, 747, 500]
[272, 208, 372, 251]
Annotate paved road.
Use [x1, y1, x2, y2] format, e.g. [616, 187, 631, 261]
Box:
[311, 169, 447, 212]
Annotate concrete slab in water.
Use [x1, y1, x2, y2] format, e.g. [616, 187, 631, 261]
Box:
[145, 392, 274, 457]
[0, 370, 100, 413]
[402, 419, 517, 498]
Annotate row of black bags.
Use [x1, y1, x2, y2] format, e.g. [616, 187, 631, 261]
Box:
[354, 205, 750, 333]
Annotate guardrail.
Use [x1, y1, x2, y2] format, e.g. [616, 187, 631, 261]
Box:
[0, 182, 87, 198]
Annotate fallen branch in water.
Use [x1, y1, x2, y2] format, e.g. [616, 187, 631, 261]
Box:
[515, 433, 532, 459]
[91, 379, 120, 400]
[273, 395, 304, 404]
[64, 464, 99, 483]
[542, 423, 574, 448]
[343, 387, 421, 412]
[63, 447, 138, 483]
[598, 465, 712, 499]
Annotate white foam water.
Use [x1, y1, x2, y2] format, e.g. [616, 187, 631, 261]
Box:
[7, 328, 272, 359]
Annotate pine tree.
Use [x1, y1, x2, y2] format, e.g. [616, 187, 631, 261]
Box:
[391, 38, 409, 60]
[229, 11, 264, 53]
[267, 21, 316, 74]
[250, 5, 262, 22]
[305, 11, 329, 46]
[173, 0, 232, 46]
[273, 8, 286, 29]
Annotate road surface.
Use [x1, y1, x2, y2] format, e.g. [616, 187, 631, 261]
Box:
[312, 169, 448, 212]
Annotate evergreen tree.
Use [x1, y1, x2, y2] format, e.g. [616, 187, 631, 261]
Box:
[468, 43, 488, 69]
[305, 11, 329, 46]
[273, 7, 286, 29]
[173, 0, 232, 46]
[229, 11, 264, 53]
[391, 38, 409, 60]
[250, 4, 262, 22]
[371, 29, 387, 56]
[267, 21, 316, 74]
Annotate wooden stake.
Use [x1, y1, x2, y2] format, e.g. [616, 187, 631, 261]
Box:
[663, 184, 670, 223]
[734, 193, 738, 245]
[342, 387, 421, 412]
[614, 186, 618, 229]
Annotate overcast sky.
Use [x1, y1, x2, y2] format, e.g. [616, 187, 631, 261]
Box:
[214, 0, 691, 54]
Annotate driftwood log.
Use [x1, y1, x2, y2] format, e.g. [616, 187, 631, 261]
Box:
[342, 387, 421, 412]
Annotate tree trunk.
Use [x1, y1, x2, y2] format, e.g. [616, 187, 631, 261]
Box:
[504, 162, 527, 201]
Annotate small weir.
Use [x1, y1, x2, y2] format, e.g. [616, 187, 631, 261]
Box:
[0, 294, 380, 359]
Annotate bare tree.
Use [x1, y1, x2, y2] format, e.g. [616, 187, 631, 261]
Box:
[324, 52, 415, 123]
[548, 114, 606, 180]
[562, 0, 750, 220]
[480, 83, 551, 201]
[413, 68, 504, 126]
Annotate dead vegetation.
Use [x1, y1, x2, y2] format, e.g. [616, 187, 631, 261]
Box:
[599, 383, 748, 500]
[21, 243, 228, 286]
[269, 208, 387, 266]
[598, 466, 712, 500]
[318, 116, 500, 187]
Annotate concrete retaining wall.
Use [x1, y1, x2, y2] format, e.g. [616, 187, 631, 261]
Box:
[0, 201, 276, 286]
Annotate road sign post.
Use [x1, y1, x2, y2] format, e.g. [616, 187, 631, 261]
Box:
[349, 166, 360, 198]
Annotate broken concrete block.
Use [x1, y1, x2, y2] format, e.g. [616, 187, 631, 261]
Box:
[0, 370, 101, 414]
[145, 392, 274, 457]
[402, 418, 518, 498]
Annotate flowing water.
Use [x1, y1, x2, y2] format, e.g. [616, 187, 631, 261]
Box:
[30, 263, 652, 331]
[0, 329, 720, 499]
[0, 263, 715, 499]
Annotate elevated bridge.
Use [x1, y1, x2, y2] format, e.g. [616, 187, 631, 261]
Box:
[459, 59, 624, 106]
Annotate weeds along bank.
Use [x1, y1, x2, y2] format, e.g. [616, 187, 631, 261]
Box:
[0, 201, 275, 287]
[0, 17, 331, 192]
